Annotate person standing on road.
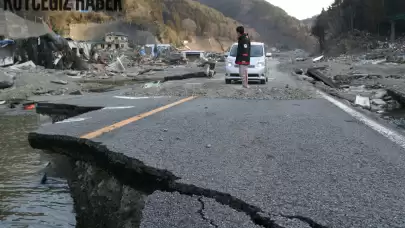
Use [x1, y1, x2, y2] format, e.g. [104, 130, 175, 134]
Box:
[235, 26, 251, 88]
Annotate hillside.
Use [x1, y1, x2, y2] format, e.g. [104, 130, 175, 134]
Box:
[301, 15, 317, 29]
[311, 0, 405, 54]
[194, 0, 316, 50]
[33, 0, 259, 50]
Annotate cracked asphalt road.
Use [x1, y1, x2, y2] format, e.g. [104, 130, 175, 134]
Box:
[29, 59, 405, 228]
[141, 191, 261, 228]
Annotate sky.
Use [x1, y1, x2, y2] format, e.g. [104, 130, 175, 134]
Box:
[266, 0, 335, 20]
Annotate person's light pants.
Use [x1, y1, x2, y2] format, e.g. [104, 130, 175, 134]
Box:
[239, 65, 248, 88]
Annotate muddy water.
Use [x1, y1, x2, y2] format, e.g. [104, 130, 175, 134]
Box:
[0, 111, 75, 227]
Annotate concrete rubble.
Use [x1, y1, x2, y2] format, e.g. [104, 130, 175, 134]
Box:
[355, 95, 370, 109]
[0, 39, 222, 108]
[0, 10, 227, 108]
[284, 35, 405, 125]
[0, 71, 14, 89]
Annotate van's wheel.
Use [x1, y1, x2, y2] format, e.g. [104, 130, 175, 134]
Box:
[225, 79, 231, 84]
[260, 79, 266, 84]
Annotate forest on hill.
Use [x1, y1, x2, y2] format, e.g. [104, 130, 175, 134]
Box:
[311, 0, 405, 52]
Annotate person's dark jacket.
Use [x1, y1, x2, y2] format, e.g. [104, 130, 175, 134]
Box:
[235, 33, 251, 65]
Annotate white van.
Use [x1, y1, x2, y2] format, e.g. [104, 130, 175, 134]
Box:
[225, 42, 271, 84]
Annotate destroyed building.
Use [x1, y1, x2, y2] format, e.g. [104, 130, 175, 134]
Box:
[0, 9, 88, 70]
[0, 9, 52, 67]
[93, 32, 129, 50]
[66, 38, 92, 59]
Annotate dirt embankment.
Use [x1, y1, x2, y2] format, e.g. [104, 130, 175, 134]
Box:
[185, 36, 234, 52]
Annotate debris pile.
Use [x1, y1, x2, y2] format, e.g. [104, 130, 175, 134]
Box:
[13, 34, 89, 70]
[0, 71, 14, 89]
[325, 30, 405, 65]
[289, 43, 405, 116]
[0, 10, 221, 108]
[0, 39, 219, 106]
[81, 47, 219, 82]
[0, 10, 89, 71]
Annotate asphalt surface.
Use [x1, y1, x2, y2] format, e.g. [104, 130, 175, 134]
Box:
[140, 191, 263, 228]
[29, 59, 405, 228]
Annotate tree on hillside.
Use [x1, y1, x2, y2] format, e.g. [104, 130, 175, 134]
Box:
[311, 9, 327, 52]
[319, 0, 405, 38]
[181, 18, 197, 35]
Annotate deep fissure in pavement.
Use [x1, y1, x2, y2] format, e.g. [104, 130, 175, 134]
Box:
[29, 104, 329, 228]
[66, 160, 147, 227]
[28, 132, 329, 228]
[35, 103, 103, 123]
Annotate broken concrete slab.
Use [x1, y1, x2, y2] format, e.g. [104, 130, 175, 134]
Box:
[372, 90, 387, 99]
[51, 80, 68, 85]
[13, 33, 89, 70]
[371, 98, 386, 106]
[355, 95, 370, 109]
[294, 69, 304, 75]
[307, 68, 338, 88]
[69, 90, 83, 95]
[8, 61, 36, 70]
[371, 104, 384, 112]
[67, 71, 80, 76]
[335, 92, 356, 103]
[106, 56, 126, 73]
[387, 88, 405, 105]
[130, 67, 213, 82]
[385, 100, 401, 110]
[0, 71, 15, 89]
[383, 95, 392, 101]
[126, 72, 140, 78]
[297, 74, 314, 83]
[142, 81, 161, 89]
[312, 55, 324, 62]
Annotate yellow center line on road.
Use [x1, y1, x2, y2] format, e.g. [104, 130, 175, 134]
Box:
[80, 96, 197, 139]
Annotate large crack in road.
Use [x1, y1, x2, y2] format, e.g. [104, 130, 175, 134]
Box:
[26, 65, 331, 227]
[28, 131, 328, 228]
